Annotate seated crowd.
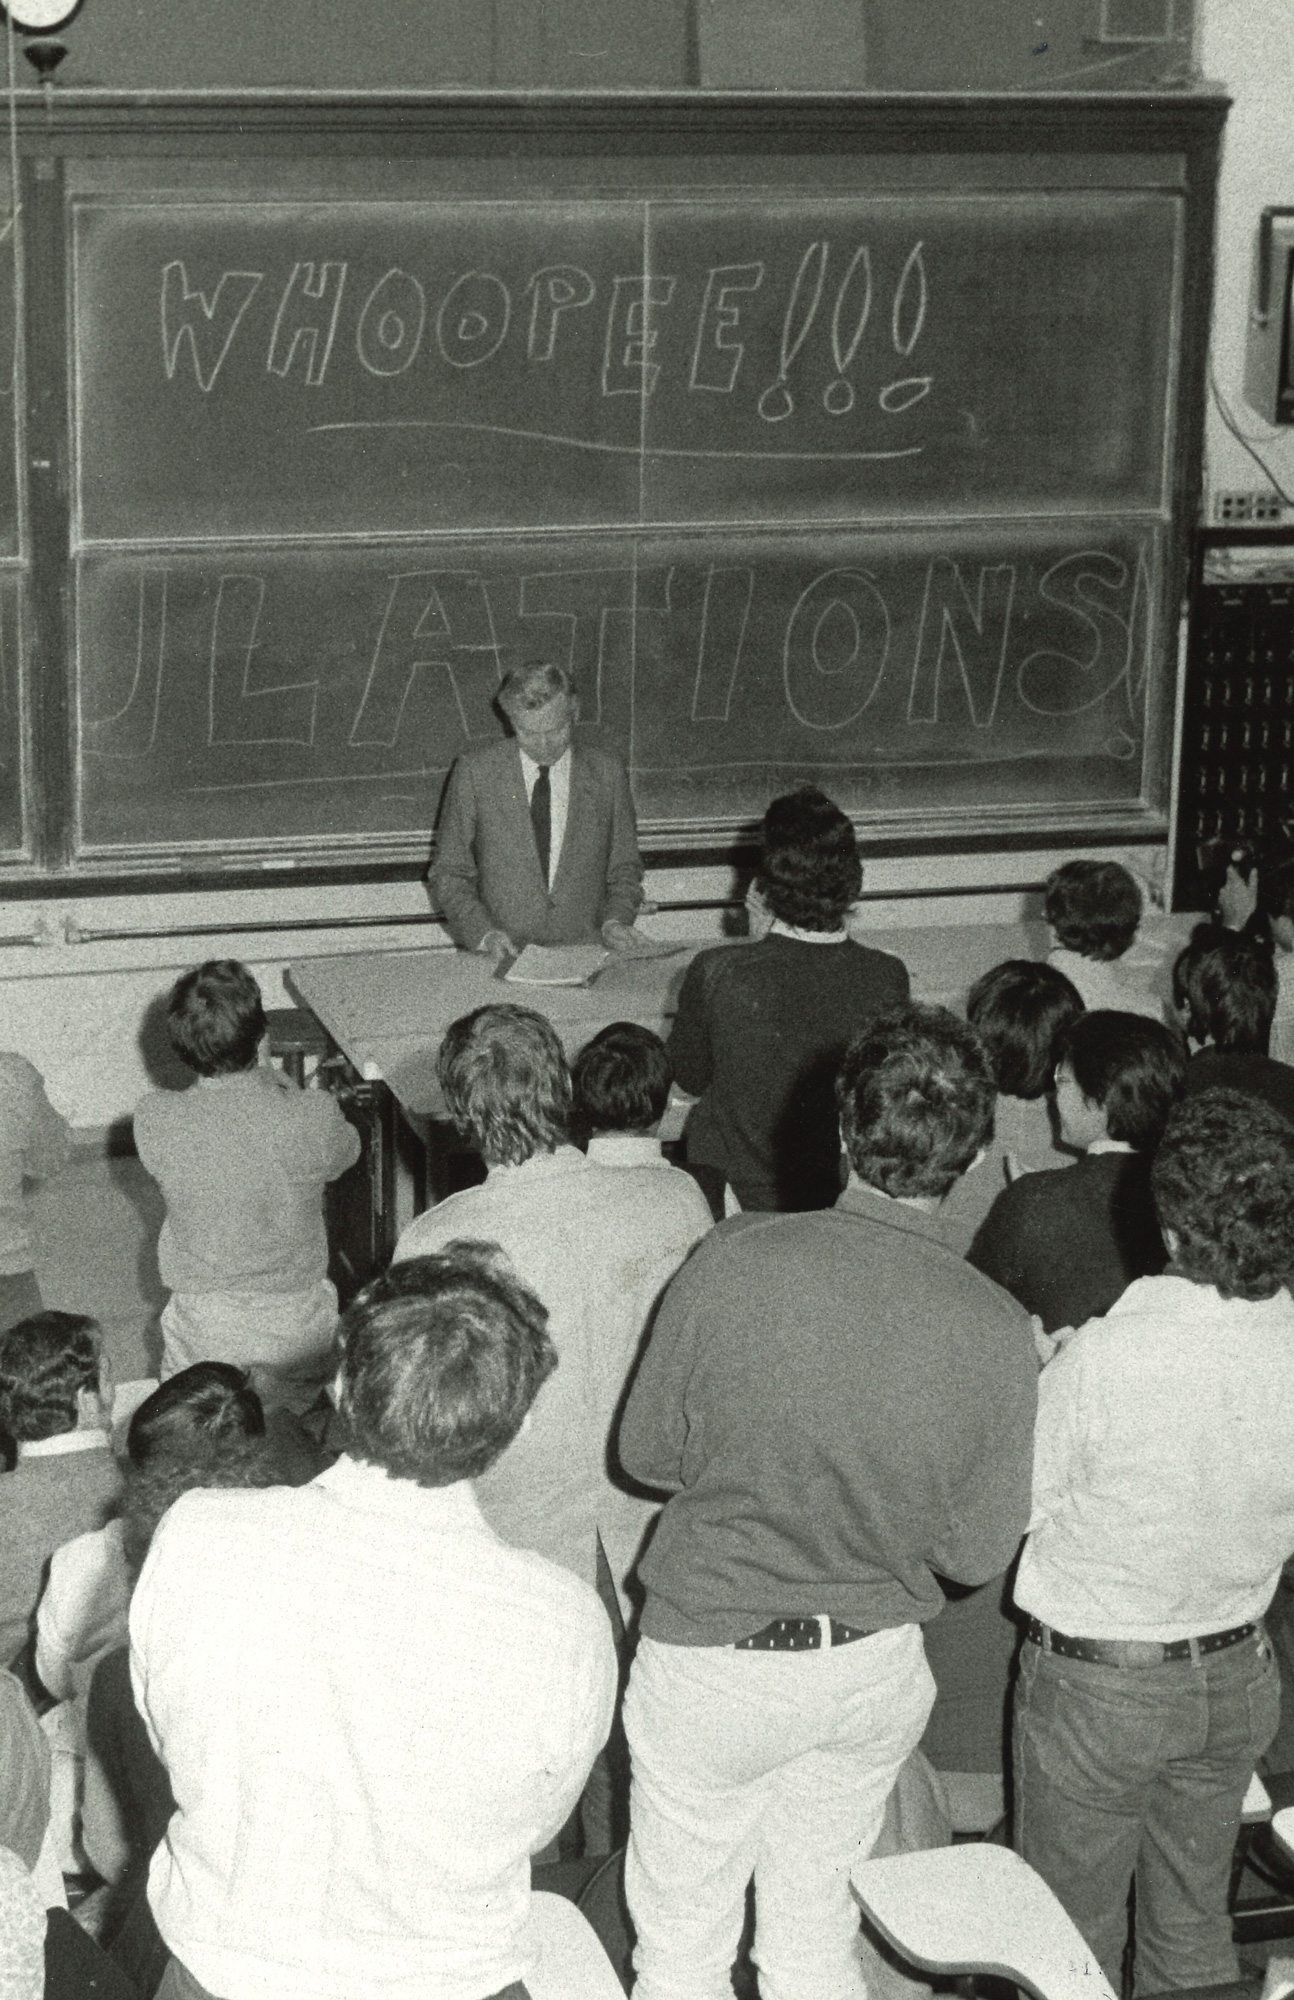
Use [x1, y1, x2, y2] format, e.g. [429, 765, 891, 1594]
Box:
[3, 808, 1294, 2000]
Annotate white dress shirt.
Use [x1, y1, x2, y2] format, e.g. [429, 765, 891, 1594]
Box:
[1016, 1273, 1294, 1641]
[131, 1458, 615, 2000]
[519, 747, 571, 890]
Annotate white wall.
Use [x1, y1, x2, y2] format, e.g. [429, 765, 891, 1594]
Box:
[1199, 0, 1294, 508]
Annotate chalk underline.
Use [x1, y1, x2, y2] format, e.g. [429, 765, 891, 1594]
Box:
[306, 416, 923, 466]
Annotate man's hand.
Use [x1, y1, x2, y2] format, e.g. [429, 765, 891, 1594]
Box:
[477, 929, 516, 965]
[601, 919, 641, 953]
[1219, 861, 1259, 932]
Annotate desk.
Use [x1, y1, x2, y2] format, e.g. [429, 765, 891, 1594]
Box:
[287, 945, 702, 1120]
[285, 921, 1106, 1119]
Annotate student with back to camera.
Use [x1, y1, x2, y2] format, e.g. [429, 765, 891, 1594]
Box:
[938, 959, 1084, 1254]
[968, 1009, 1185, 1336]
[1043, 857, 1162, 1020]
[1174, 921, 1294, 1125]
[667, 786, 909, 1217]
[1014, 1089, 1294, 1997]
[133, 960, 360, 1414]
[0, 1039, 71, 1335]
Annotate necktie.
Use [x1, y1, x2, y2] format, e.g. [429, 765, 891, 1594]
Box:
[531, 764, 551, 885]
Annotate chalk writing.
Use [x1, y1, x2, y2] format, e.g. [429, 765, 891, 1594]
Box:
[75, 529, 1159, 851]
[207, 575, 318, 746]
[356, 269, 426, 378]
[782, 570, 891, 729]
[526, 265, 596, 362]
[908, 560, 1016, 730]
[161, 262, 263, 393]
[690, 264, 764, 394]
[824, 247, 871, 416]
[758, 240, 829, 423]
[266, 262, 347, 386]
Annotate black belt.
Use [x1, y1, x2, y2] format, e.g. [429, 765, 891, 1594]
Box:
[1026, 1617, 1257, 1667]
[734, 1616, 876, 1652]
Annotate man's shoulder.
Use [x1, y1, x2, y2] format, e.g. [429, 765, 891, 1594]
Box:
[0, 1445, 121, 1523]
[394, 1184, 496, 1263]
[579, 1157, 713, 1232]
[839, 936, 909, 976]
[132, 1085, 185, 1136]
[450, 737, 520, 785]
[571, 740, 627, 784]
[985, 1157, 1077, 1227]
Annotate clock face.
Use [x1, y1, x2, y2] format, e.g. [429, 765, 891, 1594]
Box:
[0, 0, 83, 31]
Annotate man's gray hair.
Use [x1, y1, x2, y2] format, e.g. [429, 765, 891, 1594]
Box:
[497, 661, 575, 715]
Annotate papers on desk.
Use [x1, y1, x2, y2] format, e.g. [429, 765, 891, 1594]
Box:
[607, 932, 689, 962]
[504, 944, 609, 987]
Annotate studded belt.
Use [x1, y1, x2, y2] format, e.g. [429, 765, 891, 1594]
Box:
[734, 1615, 876, 1652]
[1026, 1617, 1257, 1667]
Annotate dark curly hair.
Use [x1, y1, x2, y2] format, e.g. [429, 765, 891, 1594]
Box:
[118, 1363, 274, 1572]
[120, 1436, 279, 1574]
[1151, 1089, 1294, 1300]
[338, 1245, 556, 1488]
[755, 787, 862, 933]
[166, 959, 266, 1076]
[1055, 1011, 1185, 1152]
[437, 1004, 571, 1166]
[1172, 922, 1277, 1055]
[966, 960, 1085, 1100]
[573, 1021, 672, 1136]
[1044, 859, 1142, 962]
[836, 1003, 995, 1200]
[0, 1311, 100, 1445]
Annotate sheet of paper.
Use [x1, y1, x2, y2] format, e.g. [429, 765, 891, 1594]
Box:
[504, 943, 609, 987]
[605, 933, 689, 962]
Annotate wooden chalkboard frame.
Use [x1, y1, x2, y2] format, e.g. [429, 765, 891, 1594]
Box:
[0, 88, 1227, 888]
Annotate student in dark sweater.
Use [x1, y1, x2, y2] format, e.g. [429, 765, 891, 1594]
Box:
[668, 787, 909, 1215]
[968, 1009, 1184, 1332]
[620, 1004, 1036, 2000]
[1173, 921, 1294, 1125]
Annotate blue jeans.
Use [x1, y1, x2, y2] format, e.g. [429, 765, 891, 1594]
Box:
[1014, 1629, 1280, 1996]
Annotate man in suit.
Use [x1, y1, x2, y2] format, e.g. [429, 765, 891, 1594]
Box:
[430, 661, 644, 961]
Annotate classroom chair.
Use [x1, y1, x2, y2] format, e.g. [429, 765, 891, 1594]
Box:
[529, 1890, 627, 2000]
[1230, 1772, 1294, 1947]
[851, 1844, 1118, 2000]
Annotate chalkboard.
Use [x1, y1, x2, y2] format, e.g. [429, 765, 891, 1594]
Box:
[72, 191, 1175, 541]
[77, 523, 1159, 851]
[45, 96, 1229, 872]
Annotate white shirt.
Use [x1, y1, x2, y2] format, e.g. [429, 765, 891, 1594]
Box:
[519, 747, 571, 890]
[1272, 950, 1294, 1066]
[1016, 1273, 1294, 1641]
[587, 1132, 668, 1168]
[18, 1427, 112, 1461]
[36, 1517, 130, 1702]
[131, 1458, 615, 2000]
[395, 1146, 712, 1591]
[1047, 945, 1164, 1022]
[769, 919, 848, 943]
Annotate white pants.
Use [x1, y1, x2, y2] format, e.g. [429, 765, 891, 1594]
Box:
[624, 1623, 935, 2000]
[160, 1279, 339, 1412]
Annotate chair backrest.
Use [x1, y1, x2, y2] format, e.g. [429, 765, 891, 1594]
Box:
[529, 1889, 627, 2000]
[852, 1845, 1119, 2000]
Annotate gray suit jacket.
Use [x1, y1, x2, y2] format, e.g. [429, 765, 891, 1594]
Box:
[430, 737, 644, 950]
